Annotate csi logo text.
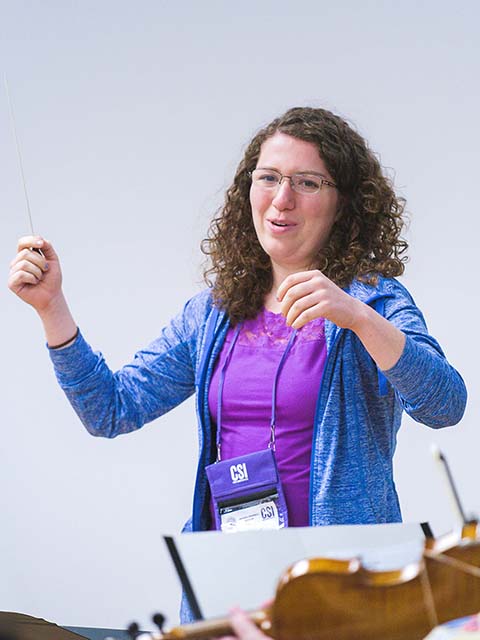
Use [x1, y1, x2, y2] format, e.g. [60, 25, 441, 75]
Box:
[261, 505, 275, 520]
[230, 462, 249, 484]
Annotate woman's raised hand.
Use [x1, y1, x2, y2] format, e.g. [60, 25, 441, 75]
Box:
[8, 236, 77, 347]
[8, 236, 62, 313]
[277, 270, 362, 330]
[277, 269, 406, 371]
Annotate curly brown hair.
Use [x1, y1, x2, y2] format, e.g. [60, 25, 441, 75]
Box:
[202, 106, 408, 324]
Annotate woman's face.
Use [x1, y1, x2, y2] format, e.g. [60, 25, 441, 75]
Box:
[250, 132, 340, 277]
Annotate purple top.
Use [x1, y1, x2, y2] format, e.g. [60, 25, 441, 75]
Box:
[208, 309, 327, 527]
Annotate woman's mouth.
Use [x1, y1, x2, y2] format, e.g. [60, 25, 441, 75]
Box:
[267, 219, 297, 232]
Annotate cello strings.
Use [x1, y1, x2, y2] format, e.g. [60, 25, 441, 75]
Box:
[4, 73, 35, 235]
[420, 564, 439, 630]
[424, 549, 480, 578]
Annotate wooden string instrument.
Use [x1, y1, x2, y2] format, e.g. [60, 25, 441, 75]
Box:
[126, 522, 480, 640]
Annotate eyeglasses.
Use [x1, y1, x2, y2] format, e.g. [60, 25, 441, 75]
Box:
[249, 168, 337, 195]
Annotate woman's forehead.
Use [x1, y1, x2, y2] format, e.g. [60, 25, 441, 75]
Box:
[257, 132, 328, 174]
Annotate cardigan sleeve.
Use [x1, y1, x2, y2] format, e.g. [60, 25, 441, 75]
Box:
[380, 281, 467, 427]
[48, 292, 211, 438]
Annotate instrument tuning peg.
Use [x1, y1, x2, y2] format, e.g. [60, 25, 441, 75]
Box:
[152, 613, 166, 632]
[126, 622, 140, 639]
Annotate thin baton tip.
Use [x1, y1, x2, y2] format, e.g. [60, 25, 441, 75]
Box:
[430, 443, 442, 461]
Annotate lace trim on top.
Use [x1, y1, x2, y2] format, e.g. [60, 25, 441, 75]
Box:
[234, 308, 325, 348]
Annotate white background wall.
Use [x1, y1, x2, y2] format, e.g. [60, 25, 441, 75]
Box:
[1, 0, 479, 632]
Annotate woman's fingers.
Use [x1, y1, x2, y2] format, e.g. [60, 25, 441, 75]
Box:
[277, 269, 360, 329]
[17, 235, 44, 252]
[10, 246, 46, 269]
[10, 254, 46, 280]
[279, 271, 327, 326]
[16, 236, 57, 261]
[276, 270, 313, 302]
[285, 292, 324, 328]
[9, 245, 49, 292]
[9, 236, 63, 312]
[228, 608, 269, 640]
[280, 279, 318, 318]
[281, 283, 325, 320]
[290, 302, 327, 329]
[8, 269, 39, 290]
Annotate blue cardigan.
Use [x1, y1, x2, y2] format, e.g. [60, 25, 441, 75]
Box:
[49, 277, 467, 530]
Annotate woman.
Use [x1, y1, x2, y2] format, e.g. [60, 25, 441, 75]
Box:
[8, 106, 466, 532]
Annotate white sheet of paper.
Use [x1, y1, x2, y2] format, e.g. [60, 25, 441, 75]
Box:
[166, 522, 426, 618]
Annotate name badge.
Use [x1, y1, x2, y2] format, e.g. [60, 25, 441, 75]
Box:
[220, 496, 280, 533]
[206, 449, 288, 532]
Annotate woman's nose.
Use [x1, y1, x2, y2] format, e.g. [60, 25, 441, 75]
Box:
[272, 178, 295, 210]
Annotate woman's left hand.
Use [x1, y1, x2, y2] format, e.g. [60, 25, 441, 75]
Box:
[277, 270, 362, 330]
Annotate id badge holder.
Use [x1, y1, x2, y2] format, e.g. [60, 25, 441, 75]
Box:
[206, 448, 288, 533]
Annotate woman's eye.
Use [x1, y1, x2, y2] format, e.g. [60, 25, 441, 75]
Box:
[259, 173, 278, 183]
[298, 177, 320, 191]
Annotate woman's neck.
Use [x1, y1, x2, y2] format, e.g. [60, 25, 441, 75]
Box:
[264, 290, 283, 314]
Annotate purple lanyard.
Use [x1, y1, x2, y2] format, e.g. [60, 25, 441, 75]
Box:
[216, 322, 297, 460]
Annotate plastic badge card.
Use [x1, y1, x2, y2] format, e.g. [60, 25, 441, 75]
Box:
[220, 494, 280, 532]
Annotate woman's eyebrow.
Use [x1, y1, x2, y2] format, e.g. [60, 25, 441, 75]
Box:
[256, 166, 328, 178]
[296, 170, 329, 178]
